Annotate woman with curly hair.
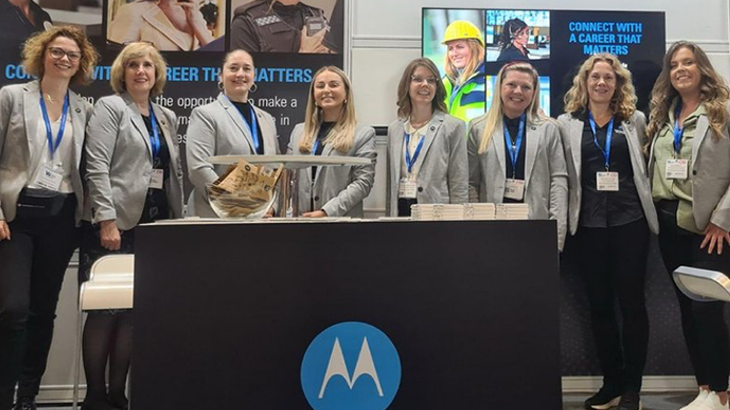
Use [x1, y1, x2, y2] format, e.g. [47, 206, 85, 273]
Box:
[648, 41, 730, 410]
[558, 53, 657, 410]
[0, 25, 98, 410]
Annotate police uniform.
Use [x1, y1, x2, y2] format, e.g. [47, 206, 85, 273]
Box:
[0, 0, 51, 57]
[230, 0, 327, 53]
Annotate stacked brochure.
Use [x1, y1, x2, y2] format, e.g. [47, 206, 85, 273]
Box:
[411, 203, 530, 221]
[495, 203, 530, 220]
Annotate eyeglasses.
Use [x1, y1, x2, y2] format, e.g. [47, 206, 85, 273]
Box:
[48, 47, 82, 63]
[411, 75, 438, 86]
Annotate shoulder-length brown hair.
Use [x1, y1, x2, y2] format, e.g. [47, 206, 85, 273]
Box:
[646, 41, 730, 140]
[110, 42, 168, 96]
[299, 66, 357, 154]
[22, 25, 99, 86]
[396, 58, 447, 119]
[563, 53, 637, 120]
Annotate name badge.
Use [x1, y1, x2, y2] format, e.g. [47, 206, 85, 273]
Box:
[149, 169, 164, 190]
[504, 179, 525, 201]
[398, 178, 417, 199]
[596, 172, 619, 191]
[666, 159, 689, 180]
[34, 164, 63, 191]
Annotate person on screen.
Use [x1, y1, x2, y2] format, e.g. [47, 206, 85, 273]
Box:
[558, 53, 656, 410]
[0, 0, 52, 56]
[467, 62, 567, 249]
[287, 66, 376, 217]
[107, 0, 215, 51]
[386, 58, 468, 217]
[230, 0, 335, 54]
[441, 20, 486, 123]
[186, 49, 280, 218]
[81, 42, 184, 410]
[0, 25, 97, 410]
[648, 41, 730, 410]
[496, 18, 530, 63]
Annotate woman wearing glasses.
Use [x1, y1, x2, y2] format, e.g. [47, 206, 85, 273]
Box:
[386, 58, 468, 216]
[0, 26, 98, 410]
[81, 42, 184, 410]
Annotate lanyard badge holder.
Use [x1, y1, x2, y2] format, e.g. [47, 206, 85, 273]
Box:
[589, 112, 619, 192]
[666, 102, 689, 180]
[503, 114, 526, 201]
[399, 132, 425, 199]
[148, 103, 165, 189]
[228, 96, 261, 154]
[35, 93, 70, 191]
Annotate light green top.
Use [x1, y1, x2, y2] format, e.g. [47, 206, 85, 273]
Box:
[652, 100, 706, 234]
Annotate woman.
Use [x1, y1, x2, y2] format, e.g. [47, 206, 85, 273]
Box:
[496, 18, 530, 63]
[82, 42, 184, 410]
[287, 66, 376, 217]
[648, 41, 730, 410]
[108, 0, 214, 51]
[230, 0, 333, 54]
[187, 49, 279, 218]
[0, 26, 97, 410]
[387, 57, 468, 216]
[441, 20, 486, 123]
[467, 62, 567, 249]
[558, 53, 658, 410]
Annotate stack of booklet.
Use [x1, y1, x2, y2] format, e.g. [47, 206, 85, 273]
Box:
[463, 203, 496, 220]
[411, 204, 463, 221]
[494, 203, 530, 220]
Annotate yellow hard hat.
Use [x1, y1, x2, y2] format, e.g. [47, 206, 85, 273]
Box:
[442, 20, 485, 47]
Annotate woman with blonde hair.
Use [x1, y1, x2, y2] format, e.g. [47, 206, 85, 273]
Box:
[648, 41, 730, 410]
[467, 62, 567, 248]
[441, 20, 486, 122]
[81, 42, 184, 410]
[0, 25, 97, 410]
[287, 66, 376, 217]
[108, 0, 214, 51]
[558, 53, 657, 410]
[386, 57, 468, 216]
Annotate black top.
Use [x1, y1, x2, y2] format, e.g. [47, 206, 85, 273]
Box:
[577, 112, 644, 228]
[229, 0, 323, 53]
[503, 115, 526, 204]
[496, 44, 530, 64]
[232, 100, 265, 155]
[140, 114, 171, 223]
[0, 0, 51, 57]
[311, 122, 334, 179]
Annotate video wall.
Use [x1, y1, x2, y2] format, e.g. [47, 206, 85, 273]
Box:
[423, 8, 666, 122]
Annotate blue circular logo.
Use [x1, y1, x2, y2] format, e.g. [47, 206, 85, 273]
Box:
[301, 322, 401, 410]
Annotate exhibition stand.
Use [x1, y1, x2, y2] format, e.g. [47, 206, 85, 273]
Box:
[130, 218, 562, 409]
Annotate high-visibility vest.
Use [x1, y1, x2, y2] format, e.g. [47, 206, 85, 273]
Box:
[443, 62, 486, 124]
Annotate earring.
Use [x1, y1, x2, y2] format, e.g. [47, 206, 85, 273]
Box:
[217, 81, 224, 91]
[249, 83, 258, 93]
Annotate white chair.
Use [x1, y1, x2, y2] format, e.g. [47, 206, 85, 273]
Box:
[673, 266, 730, 302]
[73, 255, 135, 410]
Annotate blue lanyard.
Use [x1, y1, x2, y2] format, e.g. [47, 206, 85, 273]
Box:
[404, 132, 425, 174]
[312, 139, 320, 156]
[227, 96, 260, 153]
[38, 92, 69, 160]
[503, 114, 525, 176]
[588, 112, 615, 171]
[148, 103, 161, 158]
[673, 102, 684, 154]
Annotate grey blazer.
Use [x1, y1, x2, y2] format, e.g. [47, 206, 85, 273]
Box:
[85, 93, 184, 231]
[0, 80, 91, 224]
[468, 115, 569, 250]
[186, 93, 279, 217]
[649, 106, 730, 231]
[287, 123, 376, 217]
[558, 111, 659, 235]
[386, 111, 468, 216]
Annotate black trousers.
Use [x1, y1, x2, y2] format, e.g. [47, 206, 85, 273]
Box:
[0, 196, 79, 409]
[574, 218, 650, 393]
[656, 200, 730, 391]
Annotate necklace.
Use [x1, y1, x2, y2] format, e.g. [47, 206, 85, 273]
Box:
[45, 94, 57, 104]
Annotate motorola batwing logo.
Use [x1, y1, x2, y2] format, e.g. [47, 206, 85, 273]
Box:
[301, 322, 401, 410]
